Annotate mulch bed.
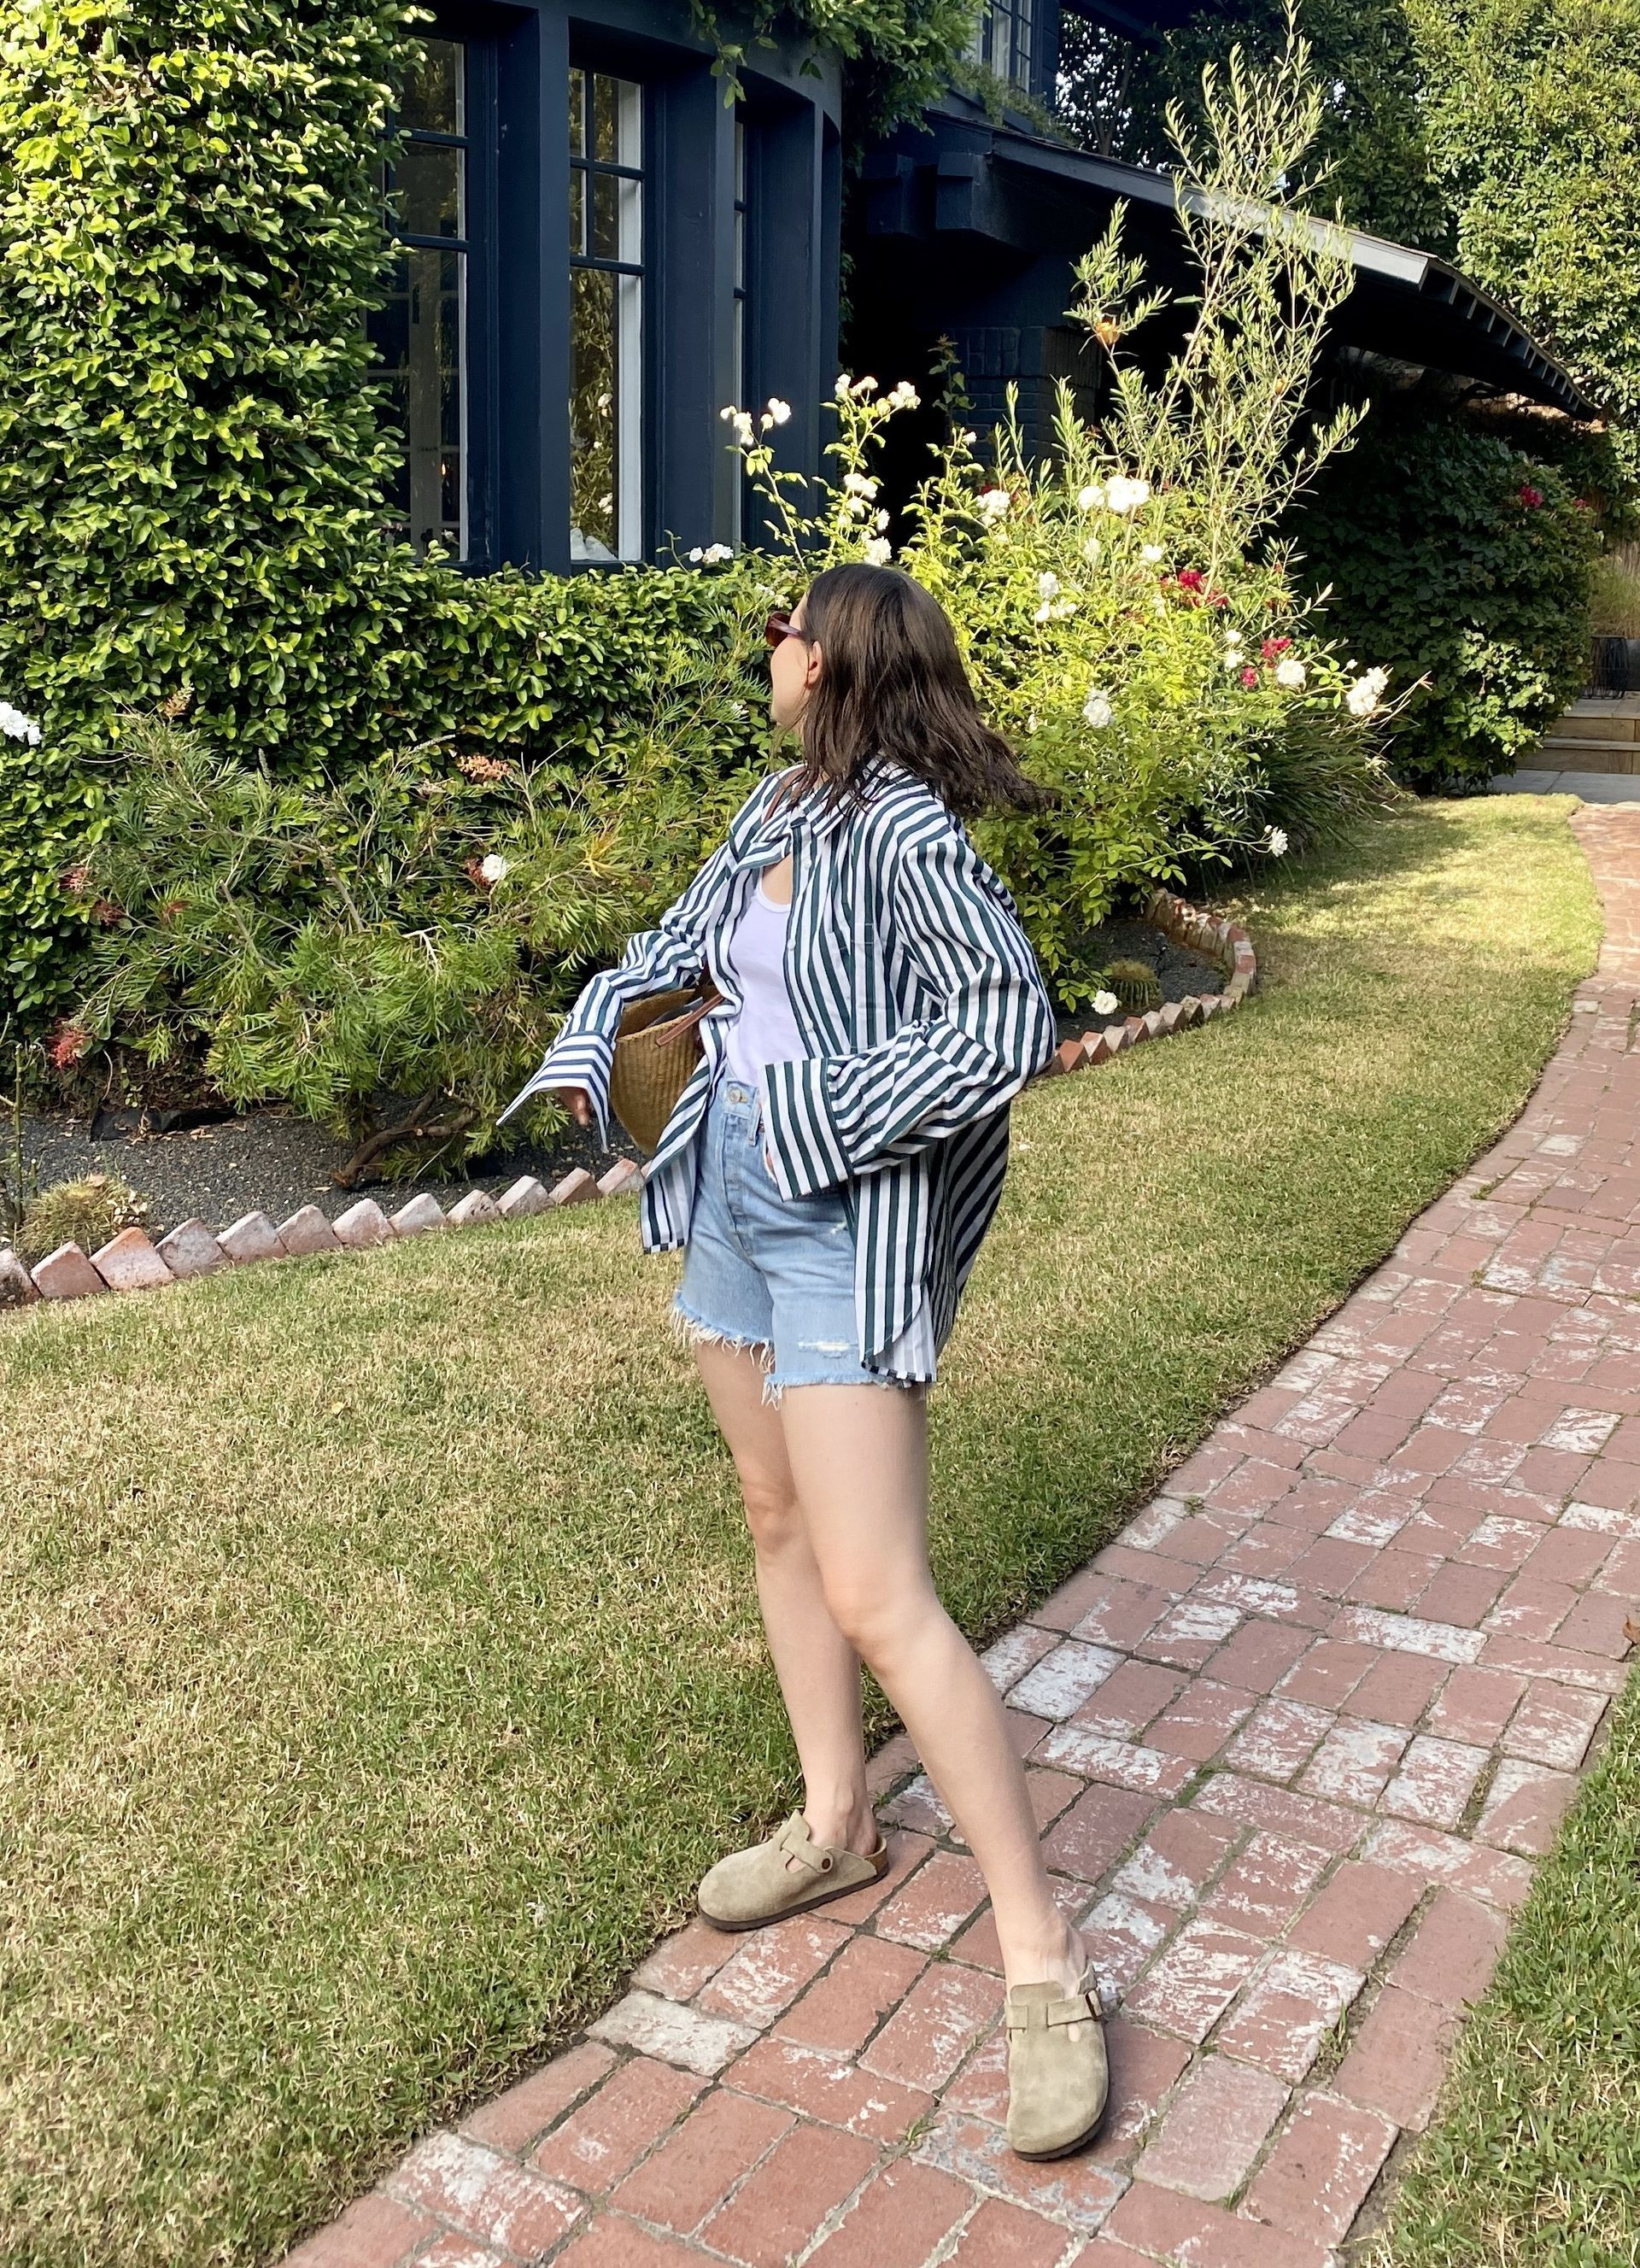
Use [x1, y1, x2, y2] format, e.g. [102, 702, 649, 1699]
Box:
[17, 1106, 641, 1245]
[1051, 915, 1227, 1045]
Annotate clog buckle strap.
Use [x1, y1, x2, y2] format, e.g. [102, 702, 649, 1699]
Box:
[773, 1813, 835, 1877]
[1005, 1986, 1098, 2031]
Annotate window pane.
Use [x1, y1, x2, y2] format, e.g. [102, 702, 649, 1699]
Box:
[401, 38, 462, 135]
[369, 243, 464, 554]
[591, 170, 619, 260]
[592, 73, 619, 161]
[569, 71, 643, 560]
[396, 140, 462, 240]
[569, 266, 618, 560]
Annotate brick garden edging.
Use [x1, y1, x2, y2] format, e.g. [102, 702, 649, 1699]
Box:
[0, 891, 1256, 1316]
[0, 1157, 646, 1312]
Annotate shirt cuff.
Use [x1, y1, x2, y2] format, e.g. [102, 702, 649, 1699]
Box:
[762, 1055, 852, 1198]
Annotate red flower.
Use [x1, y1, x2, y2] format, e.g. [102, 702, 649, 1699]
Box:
[1175, 567, 1205, 592]
[1573, 495, 1593, 512]
[1516, 483, 1543, 508]
[1206, 589, 1228, 608]
[92, 899, 124, 925]
[1239, 665, 1260, 689]
[50, 1022, 91, 1070]
[463, 858, 490, 890]
[1260, 636, 1292, 662]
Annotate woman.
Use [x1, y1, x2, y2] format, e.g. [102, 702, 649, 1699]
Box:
[501, 563, 1106, 2160]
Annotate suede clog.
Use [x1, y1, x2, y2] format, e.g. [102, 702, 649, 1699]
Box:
[697, 1811, 891, 1931]
[1004, 1964, 1109, 2160]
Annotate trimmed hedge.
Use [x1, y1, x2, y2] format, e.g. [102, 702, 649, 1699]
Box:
[0, 0, 981, 1023]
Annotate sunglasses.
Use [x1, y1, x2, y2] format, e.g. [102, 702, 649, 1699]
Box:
[764, 610, 808, 649]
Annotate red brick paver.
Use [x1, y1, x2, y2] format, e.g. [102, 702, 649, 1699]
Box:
[282, 807, 1638, 2266]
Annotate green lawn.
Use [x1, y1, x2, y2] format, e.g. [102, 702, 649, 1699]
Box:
[1372, 1649, 1640, 2268]
[0, 794, 1605, 2268]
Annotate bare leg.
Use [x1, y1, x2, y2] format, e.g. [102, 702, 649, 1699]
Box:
[776, 1382, 1086, 2000]
[692, 1340, 877, 1859]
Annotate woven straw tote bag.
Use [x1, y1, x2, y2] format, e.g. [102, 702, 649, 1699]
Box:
[608, 987, 721, 1152]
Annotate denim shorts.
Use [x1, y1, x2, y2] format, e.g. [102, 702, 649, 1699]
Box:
[674, 1075, 925, 1403]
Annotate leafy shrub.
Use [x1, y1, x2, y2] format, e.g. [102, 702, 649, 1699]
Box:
[69, 646, 772, 1177]
[20, 1173, 148, 1266]
[729, 15, 1405, 999]
[1288, 408, 1601, 790]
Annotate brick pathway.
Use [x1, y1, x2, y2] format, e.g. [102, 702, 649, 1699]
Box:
[289, 808, 1640, 2268]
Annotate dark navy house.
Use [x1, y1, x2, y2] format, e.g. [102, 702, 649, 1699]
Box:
[369, 0, 1592, 576]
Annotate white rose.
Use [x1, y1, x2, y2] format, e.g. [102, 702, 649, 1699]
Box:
[1105, 475, 1151, 515]
[851, 374, 879, 396]
[885, 381, 921, 411]
[1081, 536, 1101, 566]
[1265, 827, 1289, 857]
[864, 536, 893, 566]
[718, 403, 739, 422]
[0, 700, 39, 742]
[874, 508, 890, 531]
[1034, 601, 1051, 622]
[1037, 571, 1059, 598]
[479, 853, 510, 884]
[1083, 689, 1114, 728]
[766, 396, 792, 425]
[834, 373, 852, 400]
[702, 542, 733, 564]
[1076, 483, 1104, 512]
[1345, 665, 1391, 718]
[842, 472, 879, 497]
[1224, 627, 1243, 647]
[978, 487, 1012, 518]
[731, 412, 755, 446]
[1274, 655, 1307, 689]
[1093, 990, 1119, 1017]
[1140, 543, 1164, 563]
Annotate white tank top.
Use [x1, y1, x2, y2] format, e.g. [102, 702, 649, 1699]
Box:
[723, 876, 805, 1100]
[720, 868, 937, 1372]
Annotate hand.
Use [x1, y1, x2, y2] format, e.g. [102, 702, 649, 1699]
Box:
[552, 1085, 594, 1129]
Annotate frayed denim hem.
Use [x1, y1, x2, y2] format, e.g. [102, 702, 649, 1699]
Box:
[670, 1298, 927, 1406]
[760, 1371, 923, 1408]
[669, 1298, 775, 1372]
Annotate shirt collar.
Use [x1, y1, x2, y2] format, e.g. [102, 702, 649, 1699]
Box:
[774, 753, 902, 844]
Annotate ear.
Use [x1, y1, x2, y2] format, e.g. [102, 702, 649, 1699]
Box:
[803, 639, 825, 693]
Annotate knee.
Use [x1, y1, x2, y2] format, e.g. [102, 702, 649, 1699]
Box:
[819, 1567, 939, 1669]
[741, 1474, 804, 1556]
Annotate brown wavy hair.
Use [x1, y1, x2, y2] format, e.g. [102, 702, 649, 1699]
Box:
[781, 563, 1055, 820]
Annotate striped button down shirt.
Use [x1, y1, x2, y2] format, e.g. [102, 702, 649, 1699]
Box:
[499, 756, 1057, 1382]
